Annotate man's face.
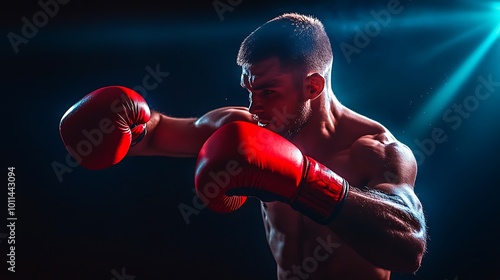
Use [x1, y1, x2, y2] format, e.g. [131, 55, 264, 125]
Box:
[240, 57, 311, 139]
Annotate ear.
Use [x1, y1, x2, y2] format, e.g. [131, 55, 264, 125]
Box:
[304, 73, 325, 100]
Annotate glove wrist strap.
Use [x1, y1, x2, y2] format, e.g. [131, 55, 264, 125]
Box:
[291, 156, 349, 225]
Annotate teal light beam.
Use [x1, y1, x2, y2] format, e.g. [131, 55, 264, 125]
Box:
[408, 23, 500, 136]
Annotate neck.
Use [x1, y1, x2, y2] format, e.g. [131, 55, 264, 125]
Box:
[292, 88, 344, 156]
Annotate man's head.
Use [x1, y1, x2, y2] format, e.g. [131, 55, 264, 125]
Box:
[237, 13, 333, 79]
[237, 13, 334, 139]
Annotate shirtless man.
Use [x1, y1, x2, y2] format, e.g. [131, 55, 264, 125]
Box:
[59, 13, 427, 280]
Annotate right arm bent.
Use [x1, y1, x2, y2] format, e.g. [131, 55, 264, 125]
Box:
[128, 106, 255, 157]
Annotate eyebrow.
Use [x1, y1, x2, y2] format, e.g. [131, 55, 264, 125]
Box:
[240, 76, 282, 90]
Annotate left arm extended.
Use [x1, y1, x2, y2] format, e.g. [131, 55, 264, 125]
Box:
[328, 135, 427, 272]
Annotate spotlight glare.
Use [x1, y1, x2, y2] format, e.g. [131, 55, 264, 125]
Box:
[408, 24, 500, 136]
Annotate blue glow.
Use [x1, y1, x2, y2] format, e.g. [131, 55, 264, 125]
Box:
[408, 24, 500, 136]
[392, 11, 487, 28]
[422, 23, 490, 63]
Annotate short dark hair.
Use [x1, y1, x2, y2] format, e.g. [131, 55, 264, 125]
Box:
[237, 13, 333, 74]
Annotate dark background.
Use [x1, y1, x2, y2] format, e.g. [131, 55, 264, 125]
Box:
[2, 0, 500, 279]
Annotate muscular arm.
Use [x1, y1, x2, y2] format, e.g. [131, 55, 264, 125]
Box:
[128, 106, 255, 157]
[328, 134, 427, 272]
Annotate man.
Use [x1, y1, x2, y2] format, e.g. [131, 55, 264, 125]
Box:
[60, 13, 427, 280]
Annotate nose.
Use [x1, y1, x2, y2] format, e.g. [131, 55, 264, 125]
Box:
[248, 92, 264, 115]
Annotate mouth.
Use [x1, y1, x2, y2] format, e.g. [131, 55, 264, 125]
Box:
[257, 121, 268, 127]
[253, 114, 271, 127]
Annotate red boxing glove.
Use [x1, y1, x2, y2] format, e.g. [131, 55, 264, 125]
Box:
[194, 121, 349, 224]
[59, 86, 150, 170]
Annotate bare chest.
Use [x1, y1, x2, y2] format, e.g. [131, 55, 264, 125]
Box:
[260, 150, 378, 278]
[303, 147, 368, 190]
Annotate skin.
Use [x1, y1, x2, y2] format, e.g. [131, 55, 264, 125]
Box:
[128, 57, 427, 280]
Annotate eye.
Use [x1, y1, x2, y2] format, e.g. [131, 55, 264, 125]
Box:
[263, 89, 274, 96]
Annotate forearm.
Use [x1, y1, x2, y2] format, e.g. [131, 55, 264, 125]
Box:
[127, 111, 201, 157]
[329, 186, 426, 272]
[127, 107, 254, 157]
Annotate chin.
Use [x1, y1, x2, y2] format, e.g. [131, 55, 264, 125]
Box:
[269, 124, 300, 139]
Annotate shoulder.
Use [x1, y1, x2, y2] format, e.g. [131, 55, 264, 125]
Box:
[351, 132, 417, 187]
[351, 132, 412, 163]
[341, 109, 417, 186]
[194, 106, 256, 130]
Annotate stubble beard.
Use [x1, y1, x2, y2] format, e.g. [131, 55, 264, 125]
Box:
[283, 101, 311, 140]
[255, 101, 311, 140]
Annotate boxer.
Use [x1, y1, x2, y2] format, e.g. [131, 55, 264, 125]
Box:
[60, 13, 427, 280]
